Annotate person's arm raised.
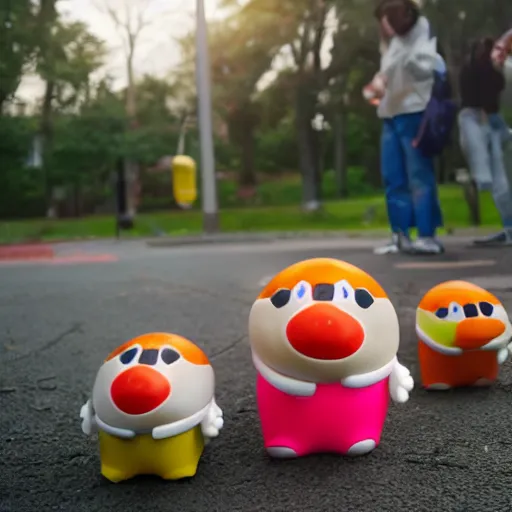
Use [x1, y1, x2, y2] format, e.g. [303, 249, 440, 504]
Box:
[404, 37, 438, 80]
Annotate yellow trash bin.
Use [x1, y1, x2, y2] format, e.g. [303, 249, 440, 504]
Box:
[172, 155, 197, 208]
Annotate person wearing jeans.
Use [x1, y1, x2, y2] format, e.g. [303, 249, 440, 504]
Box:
[380, 112, 443, 250]
[367, 0, 444, 255]
[458, 37, 512, 246]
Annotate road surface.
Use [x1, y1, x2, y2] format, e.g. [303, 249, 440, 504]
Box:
[1, 237, 511, 512]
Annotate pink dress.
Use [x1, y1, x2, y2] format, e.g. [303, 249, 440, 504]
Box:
[256, 372, 390, 456]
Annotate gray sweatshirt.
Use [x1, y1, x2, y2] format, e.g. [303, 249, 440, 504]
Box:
[377, 17, 437, 119]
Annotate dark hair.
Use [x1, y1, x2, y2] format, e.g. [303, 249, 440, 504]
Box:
[469, 37, 495, 66]
[482, 37, 495, 55]
[374, 0, 420, 36]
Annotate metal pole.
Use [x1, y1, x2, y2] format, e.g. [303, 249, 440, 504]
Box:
[195, 0, 219, 233]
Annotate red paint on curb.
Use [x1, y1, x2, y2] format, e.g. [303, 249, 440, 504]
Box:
[0, 244, 55, 260]
[0, 253, 118, 266]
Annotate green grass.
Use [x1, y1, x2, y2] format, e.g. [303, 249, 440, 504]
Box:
[0, 183, 502, 244]
[142, 168, 375, 210]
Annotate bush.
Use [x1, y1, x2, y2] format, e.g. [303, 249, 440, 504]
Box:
[255, 118, 297, 173]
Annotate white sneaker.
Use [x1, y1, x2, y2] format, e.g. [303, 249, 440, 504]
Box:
[409, 237, 445, 255]
[374, 233, 412, 255]
[374, 240, 399, 255]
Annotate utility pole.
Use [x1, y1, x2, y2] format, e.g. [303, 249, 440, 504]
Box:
[195, 0, 219, 233]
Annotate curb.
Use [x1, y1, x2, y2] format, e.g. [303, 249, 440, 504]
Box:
[145, 228, 501, 248]
[0, 244, 55, 260]
[0, 227, 502, 250]
[145, 231, 372, 247]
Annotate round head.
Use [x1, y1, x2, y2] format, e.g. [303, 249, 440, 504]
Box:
[92, 333, 214, 432]
[416, 281, 512, 352]
[248, 258, 400, 383]
[374, 0, 421, 37]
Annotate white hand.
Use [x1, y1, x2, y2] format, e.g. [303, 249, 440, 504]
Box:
[498, 346, 509, 365]
[80, 399, 98, 436]
[389, 361, 414, 403]
[200, 398, 224, 440]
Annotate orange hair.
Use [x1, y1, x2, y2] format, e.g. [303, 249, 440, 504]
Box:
[418, 281, 501, 312]
[258, 258, 388, 300]
[105, 332, 210, 366]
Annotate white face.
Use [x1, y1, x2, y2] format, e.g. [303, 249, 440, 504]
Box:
[249, 279, 400, 383]
[92, 343, 215, 432]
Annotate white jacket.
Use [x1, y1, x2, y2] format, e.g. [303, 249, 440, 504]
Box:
[377, 17, 438, 119]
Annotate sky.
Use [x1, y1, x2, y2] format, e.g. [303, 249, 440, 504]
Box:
[16, 0, 223, 103]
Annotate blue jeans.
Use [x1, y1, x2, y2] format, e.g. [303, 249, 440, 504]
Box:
[381, 112, 443, 237]
[458, 108, 512, 228]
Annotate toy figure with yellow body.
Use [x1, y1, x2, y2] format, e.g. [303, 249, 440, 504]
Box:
[80, 332, 223, 482]
[248, 257, 414, 459]
[416, 281, 512, 389]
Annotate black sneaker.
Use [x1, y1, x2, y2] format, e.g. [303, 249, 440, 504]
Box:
[473, 229, 512, 246]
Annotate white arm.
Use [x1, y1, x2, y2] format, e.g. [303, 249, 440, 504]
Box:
[497, 347, 509, 365]
[404, 38, 437, 81]
[341, 358, 395, 388]
[252, 352, 316, 397]
[388, 360, 414, 403]
[499, 333, 512, 364]
[200, 397, 224, 441]
[80, 399, 98, 436]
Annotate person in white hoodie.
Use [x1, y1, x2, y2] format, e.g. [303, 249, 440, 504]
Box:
[364, 0, 444, 255]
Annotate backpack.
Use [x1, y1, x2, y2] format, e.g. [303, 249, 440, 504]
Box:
[413, 67, 458, 157]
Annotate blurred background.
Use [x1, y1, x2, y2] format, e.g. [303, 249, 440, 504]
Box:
[1, 0, 511, 241]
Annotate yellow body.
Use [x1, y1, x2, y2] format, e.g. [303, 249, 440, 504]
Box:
[172, 155, 197, 207]
[98, 425, 204, 483]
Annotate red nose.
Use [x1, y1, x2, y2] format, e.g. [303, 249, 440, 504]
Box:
[286, 303, 364, 360]
[110, 366, 171, 415]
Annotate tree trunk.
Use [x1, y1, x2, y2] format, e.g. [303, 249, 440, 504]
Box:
[126, 48, 137, 119]
[296, 88, 320, 211]
[238, 125, 256, 188]
[228, 104, 258, 191]
[125, 48, 139, 217]
[334, 109, 348, 197]
[38, 0, 57, 217]
[41, 79, 54, 216]
[312, 126, 322, 201]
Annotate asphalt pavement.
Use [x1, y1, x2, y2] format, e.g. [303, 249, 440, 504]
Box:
[1, 236, 512, 512]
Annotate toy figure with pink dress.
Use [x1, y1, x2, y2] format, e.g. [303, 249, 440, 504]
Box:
[248, 257, 414, 459]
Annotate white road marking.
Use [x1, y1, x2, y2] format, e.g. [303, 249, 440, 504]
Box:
[394, 259, 496, 270]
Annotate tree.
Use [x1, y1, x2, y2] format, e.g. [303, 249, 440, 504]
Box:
[96, 0, 176, 216]
[98, 0, 155, 121]
[172, 0, 303, 192]
[0, 0, 37, 113]
[261, 0, 375, 209]
[35, 2, 107, 214]
[49, 22, 106, 111]
[208, 2, 296, 190]
[50, 79, 125, 215]
[35, 0, 58, 211]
